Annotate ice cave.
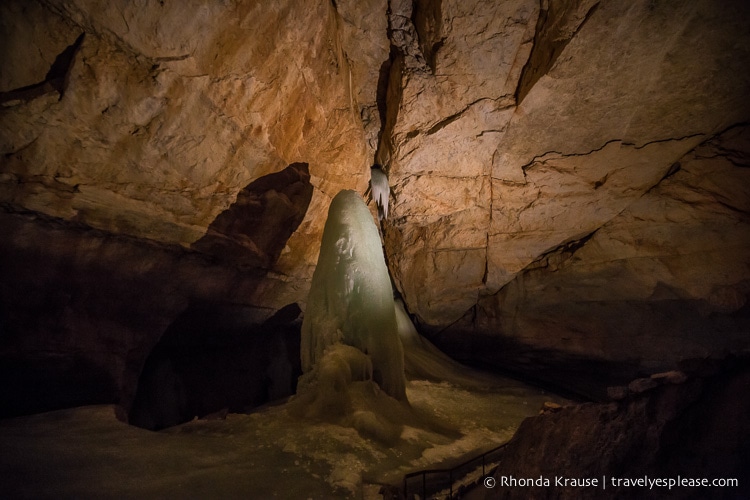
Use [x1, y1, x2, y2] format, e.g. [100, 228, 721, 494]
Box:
[1, 0, 749, 499]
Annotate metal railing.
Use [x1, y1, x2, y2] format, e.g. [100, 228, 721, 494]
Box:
[402, 441, 507, 499]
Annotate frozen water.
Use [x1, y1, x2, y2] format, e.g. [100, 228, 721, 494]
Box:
[300, 190, 405, 401]
[370, 167, 389, 220]
[0, 373, 570, 498]
[1, 296, 569, 497]
[396, 299, 511, 389]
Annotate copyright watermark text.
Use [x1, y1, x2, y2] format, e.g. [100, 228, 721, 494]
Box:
[483, 474, 739, 491]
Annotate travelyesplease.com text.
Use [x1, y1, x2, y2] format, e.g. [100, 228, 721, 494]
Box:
[485, 475, 739, 491]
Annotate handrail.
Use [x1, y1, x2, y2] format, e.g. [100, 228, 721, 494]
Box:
[402, 441, 507, 499]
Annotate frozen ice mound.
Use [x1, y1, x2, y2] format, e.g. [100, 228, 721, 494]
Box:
[289, 343, 411, 446]
[300, 189, 406, 401]
[294, 190, 410, 443]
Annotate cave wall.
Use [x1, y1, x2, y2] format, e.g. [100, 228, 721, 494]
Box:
[486, 357, 750, 499]
[1, 0, 374, 288]
[0, 0, 382, 416]
[381, 0, 750, 326]
[376, 0, 750, 393]
[436, 126, 750, 398]
[0, 206, 294, 418]
[129, 302, 302, 430]
[1, 0, 749, 412]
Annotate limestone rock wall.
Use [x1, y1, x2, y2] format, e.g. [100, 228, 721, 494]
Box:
[0, 207, 271, 418]
[0, 0, 386, 416]
[381, 0, 750, 327]
[0, 0, 749, 409]
[438, 126, 750, 398]
[1, 0, 376, 286]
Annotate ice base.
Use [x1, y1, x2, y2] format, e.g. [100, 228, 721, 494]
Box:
[0, 369, 569, 498]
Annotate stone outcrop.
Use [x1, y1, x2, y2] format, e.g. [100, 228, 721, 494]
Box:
[1, 0, 375, 289]
[485, 356, 750, 499]
[192, 162, 314, 269]
[0, 0, 384, 417]
[0, 206, 302, 419]
[129, 303, 302, 430]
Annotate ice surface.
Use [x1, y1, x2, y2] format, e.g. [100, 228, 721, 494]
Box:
[370, 167, 389, 220]
[0, 373, 570, 499]
[2, 304, 569, 497]
[301, 189, 405, 401]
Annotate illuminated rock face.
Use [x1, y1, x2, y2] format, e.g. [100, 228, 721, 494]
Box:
[380, 0, 750, 327]
[435, 125, 750, 398]
[0, 0, 375, 299]
[0, 0, 749, 409]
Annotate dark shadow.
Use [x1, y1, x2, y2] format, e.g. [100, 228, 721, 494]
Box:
[192, 162, 313, 268]
[515, 2, 600, 105]
[413, 0, 444, 73]
[0, 32, 84, 105]
[128, 302, 302, 431]
[0, 353, 117, 419]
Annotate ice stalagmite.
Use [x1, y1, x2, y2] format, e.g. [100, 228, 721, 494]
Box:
[301, 190, 406, 401]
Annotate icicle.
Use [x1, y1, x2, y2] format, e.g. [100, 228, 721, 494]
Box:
[370, 165, 390, 220]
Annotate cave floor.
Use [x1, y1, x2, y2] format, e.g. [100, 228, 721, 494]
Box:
[0, 376, 569, 499]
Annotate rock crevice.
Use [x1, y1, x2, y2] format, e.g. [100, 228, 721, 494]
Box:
[515, 0, 600, 105]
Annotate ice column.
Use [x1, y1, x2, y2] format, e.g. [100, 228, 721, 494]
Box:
[301, 190, 406, 401]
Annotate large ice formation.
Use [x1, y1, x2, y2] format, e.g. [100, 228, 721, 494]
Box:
[300, 189, 406, 401]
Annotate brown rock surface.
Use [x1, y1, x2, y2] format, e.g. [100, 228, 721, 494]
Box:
[0, 1, 82, 93]
[0, 0, 749, 411]
[438, 125, 750, 398]
[0, 206, 301, 418]
[383, 0, 750, 327]
[485, 356, 750, 500]
[1, 0, 373, 291]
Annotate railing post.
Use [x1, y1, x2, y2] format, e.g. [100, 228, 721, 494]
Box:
[423, 472, 426, 500]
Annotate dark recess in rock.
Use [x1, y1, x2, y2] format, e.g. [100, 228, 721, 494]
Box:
[412, 0, 443, 73]
[0, 31, 84, 106]
[661, 161, 682, 181]
[0, 205, 271, 421]
[525, 230, 598, 271]
[128, 301, 302, 431]
[428, 323, 638, 402]
[375, 47, 396, 159]
[192, 162, 313, 269]
[375, 51, 405, 166]
[515, 0, 600, 105]
[430, 298, 750, 402]
[0, 353, 116, 419]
